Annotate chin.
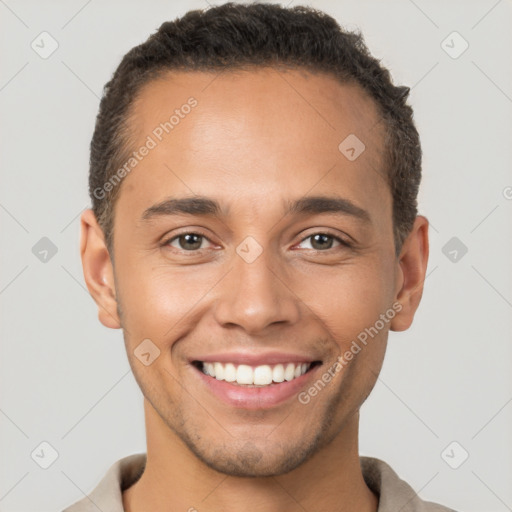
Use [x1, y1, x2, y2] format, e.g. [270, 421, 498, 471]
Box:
[182, 434, 323, 478]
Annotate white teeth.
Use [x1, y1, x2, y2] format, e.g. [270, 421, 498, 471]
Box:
[224, 363, 237, 382]
[236, 364, 254, 384]
[272, 364, 285, 383]
[254, 365, 273, 385]
[200, 361, 313, 386]
[214, 362, 224, 381]
[284, 363, 295, 381]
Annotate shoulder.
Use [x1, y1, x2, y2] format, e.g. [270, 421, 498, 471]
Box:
[360, 456, 459, 512]
[61, 453, 147, 512]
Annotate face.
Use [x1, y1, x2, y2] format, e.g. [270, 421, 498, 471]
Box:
[81, 67, 428, 477]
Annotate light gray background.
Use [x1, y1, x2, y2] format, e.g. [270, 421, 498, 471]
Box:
[1, 1, 511, 511]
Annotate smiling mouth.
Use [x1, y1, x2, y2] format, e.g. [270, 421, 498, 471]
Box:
[192, 360, 322, 387]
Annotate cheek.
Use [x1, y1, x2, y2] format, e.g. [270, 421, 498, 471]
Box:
[116, 260, 219, 341]
[294, 259, 393, 343]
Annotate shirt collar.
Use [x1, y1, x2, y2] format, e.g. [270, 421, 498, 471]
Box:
[63, 453, 454, 511]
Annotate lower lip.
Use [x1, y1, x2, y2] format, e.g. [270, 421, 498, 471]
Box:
[193, 364, 322, 410]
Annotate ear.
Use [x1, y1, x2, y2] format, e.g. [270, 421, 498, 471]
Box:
[390, 215, 429, 332]
[80, 209, 121, 329]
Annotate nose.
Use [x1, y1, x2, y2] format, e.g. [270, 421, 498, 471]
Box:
[212, 246, 301, 335]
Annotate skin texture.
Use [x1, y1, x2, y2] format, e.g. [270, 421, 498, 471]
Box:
[80, 67, 429, 512]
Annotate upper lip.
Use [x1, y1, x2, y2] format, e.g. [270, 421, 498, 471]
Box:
[190, 351, 321, 366]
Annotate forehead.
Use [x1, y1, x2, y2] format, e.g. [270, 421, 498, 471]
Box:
[130, 67, 384, 151]
[116, 67, 389, 226]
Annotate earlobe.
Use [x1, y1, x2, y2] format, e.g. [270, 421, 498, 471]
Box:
[390, 215, 429, 332]
[80, 209, 121, 329]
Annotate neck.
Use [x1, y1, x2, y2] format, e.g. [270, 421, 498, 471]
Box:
[123, 400, 378, 512]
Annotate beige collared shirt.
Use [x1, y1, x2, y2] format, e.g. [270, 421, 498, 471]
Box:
[62, 453, 457, 511]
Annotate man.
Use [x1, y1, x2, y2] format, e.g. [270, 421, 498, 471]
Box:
[63, 2, 456, 511]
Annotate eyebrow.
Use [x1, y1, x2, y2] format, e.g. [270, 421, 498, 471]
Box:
[285, 195, 371, 224]
[140, 195, 371, 224]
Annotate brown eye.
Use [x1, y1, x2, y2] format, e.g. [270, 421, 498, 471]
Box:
[310, 233, 335, 250]
[168, 233, 207, 251]
[297, 232, 348, 251]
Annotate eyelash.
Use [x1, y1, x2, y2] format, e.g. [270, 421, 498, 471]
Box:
[160, 230, 352, 254]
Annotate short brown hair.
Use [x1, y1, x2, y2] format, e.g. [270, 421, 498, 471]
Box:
[89, 2, 421, 257]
